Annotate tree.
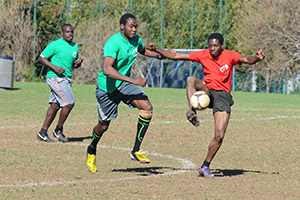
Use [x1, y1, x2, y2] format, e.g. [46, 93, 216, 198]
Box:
[0, 0, 41, 81]
[4, 0, 277, 85]
[232, 0, 300, 72]
[231, 0, 300, 92]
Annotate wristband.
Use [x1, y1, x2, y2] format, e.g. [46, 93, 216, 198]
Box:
[156, 53, 162, 59]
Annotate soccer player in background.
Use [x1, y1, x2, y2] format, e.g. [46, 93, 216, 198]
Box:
[147, 33, 266, 178]
[37, 24, 84, 143]
[86, 13, 163, 173]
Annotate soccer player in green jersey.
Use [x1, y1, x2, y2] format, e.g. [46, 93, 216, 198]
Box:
[37, 24, 84, 143]
[86, 13, 162, 173]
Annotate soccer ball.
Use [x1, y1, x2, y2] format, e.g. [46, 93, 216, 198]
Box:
[190, 91, 210, 111]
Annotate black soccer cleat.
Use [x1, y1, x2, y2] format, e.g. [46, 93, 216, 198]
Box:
[53, 129, 69, 142]
[37, 132, 55, 143]
[186, 109, 200, 127]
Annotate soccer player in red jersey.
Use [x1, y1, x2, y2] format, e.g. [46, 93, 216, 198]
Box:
[147, 33, 266, 178]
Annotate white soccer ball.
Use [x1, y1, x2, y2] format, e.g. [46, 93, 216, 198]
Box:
[190, 91, 210, 111]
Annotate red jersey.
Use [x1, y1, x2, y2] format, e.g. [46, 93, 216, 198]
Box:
[189, 49, 242, 93]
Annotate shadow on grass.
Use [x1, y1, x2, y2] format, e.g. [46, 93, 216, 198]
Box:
[212, 168, 280, 177]
[68, 136, 92, 142]
[0, 87, 20, 91]
[112, 167, 191, 176]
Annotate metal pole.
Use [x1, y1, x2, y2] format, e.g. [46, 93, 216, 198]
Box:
[160, 0, 164, 48]
[66, 0, 70, 23]
[223, 0, 227, 48]
[0, 0, 2, 55]
[32, 0, 37, 82]
[190, 0, 194, 49]
[98, 0, 103, 64]
[219, 0, 223, 34]
[130, 0, 133, 13]
[99, 0, 102, 38]
[189, 0, 194, 76]
[159, 0, 164, 88]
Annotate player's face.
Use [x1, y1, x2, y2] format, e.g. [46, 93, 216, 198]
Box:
[61, 25, 74, 43]
[121, 17, 138, 40]
[208, 39, 223, 58]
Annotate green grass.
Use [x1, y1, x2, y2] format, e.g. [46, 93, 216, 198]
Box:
[0, 82, 300, 200]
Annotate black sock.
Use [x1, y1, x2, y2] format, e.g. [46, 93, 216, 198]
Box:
[39, 128, 47, 135]
[55, 125, 63, 132]
[191, 107, 197, 113]
[203, 160, 210, 168]
[87, 145, 96, 155]
[132, 115, 151, 153]
[88, 130, 101, 154]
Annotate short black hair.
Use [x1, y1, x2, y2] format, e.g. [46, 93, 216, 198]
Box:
[208, 33, 224, 45]
[62, 24, 73, 31]
[120, 13, 136, 26]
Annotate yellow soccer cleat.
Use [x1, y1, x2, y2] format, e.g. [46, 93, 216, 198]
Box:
[130, 149, 150, 164]
[87, 153, 97, 173]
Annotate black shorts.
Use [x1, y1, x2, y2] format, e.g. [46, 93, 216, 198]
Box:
[96, 82, 148, 122]
[208, 89, 234, 115]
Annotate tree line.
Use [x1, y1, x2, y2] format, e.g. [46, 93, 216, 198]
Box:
[0, 0, 299, 89]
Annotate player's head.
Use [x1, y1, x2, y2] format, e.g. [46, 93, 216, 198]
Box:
[208, 33, 224, 45]
[61, 24, 74, 43]
[208, 33, 224, 58]
[120, 13, 137, 40]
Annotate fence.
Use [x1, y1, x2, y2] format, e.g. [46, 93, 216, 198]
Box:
[2, 1, 298, 94]
[139, 54, 300, 94]
[24, 0, 227, 82]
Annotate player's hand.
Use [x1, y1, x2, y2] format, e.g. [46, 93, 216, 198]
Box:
[160, 49, 176, 59]
[74, 57, 84, 68]
[256, 49, 266, 60]
[54, 66, 65, 74]
[133, 77, 147, 87]
[146, 43, 156, 51]
[168, 49, 176, 54]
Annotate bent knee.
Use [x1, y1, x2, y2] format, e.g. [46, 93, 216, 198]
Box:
[145, 104, 153, 111]
[187, 76, 197, 85]
[214, 133, 225, 143]
[141, 101, 153, 111]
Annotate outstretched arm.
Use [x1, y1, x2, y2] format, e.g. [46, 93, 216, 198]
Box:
[145, 43, 190, 60]
[238, 49, 266, 64]
[139, 47, 162, 59]
[156, 48, 190, 60]
[138, 43, 162, 59]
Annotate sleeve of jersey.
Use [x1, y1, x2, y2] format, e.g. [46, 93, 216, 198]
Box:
[40, 41, 55, 59]
[103, 38, 118, 59]
[189, 50, 204, 63]
[231, 51, 243, 65]
[137, 36, 145, 51]
[75, 44, 79, 60]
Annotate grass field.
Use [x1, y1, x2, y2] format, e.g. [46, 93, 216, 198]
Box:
[0, 82, 299, 200]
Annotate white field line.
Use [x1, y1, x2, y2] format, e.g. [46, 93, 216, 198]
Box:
[258, 115, 300, 120]
[0, 140, 196, 188]
[1, 115, 300, 129]
[1, 115, 299, 187]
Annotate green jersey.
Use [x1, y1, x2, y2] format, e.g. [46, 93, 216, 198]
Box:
[41, 38, 79, 78]
[97, 32, 145, 93]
